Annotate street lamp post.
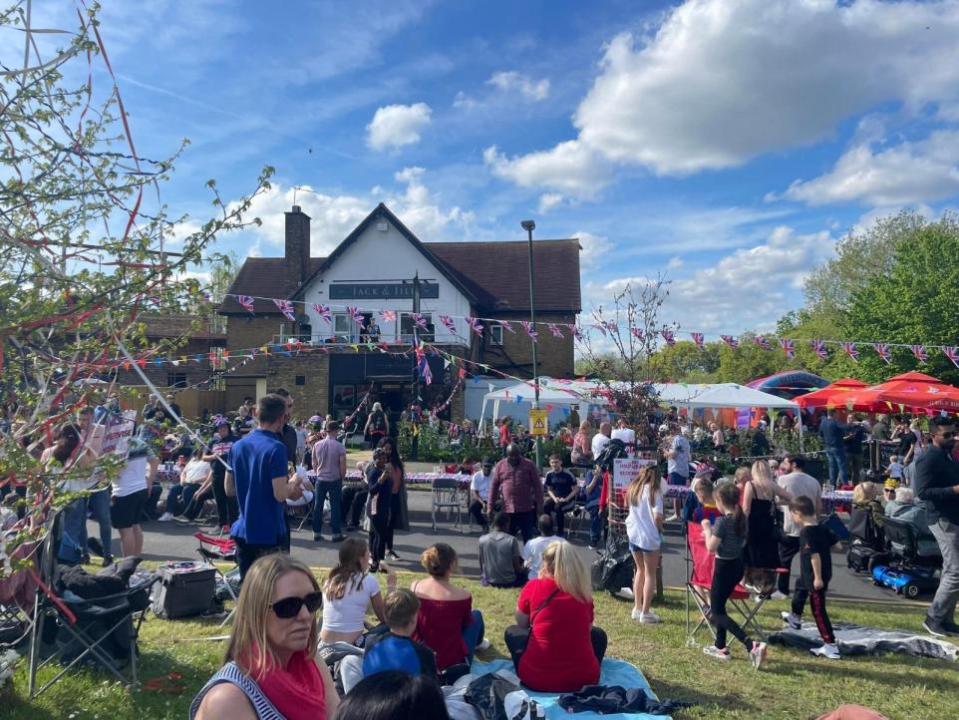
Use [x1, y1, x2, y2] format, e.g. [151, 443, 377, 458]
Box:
[521, 219, 542, 469]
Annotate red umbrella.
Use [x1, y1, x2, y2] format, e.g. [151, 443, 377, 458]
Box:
[841, 372, 959, 413]
[795, 378, 869, 410]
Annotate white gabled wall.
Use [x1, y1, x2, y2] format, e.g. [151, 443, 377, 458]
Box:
[301, 215, 472, 345]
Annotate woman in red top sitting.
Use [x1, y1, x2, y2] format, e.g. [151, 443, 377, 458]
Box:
[192, 554, 339, 720]
[411, 543, 487, 679]
[504, 540, 607, 692]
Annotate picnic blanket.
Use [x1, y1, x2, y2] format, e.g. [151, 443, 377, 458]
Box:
[770, 622, 958, 662]
[467, 658, 673, 720]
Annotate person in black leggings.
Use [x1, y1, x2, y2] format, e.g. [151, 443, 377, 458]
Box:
[366, 449, 392, 572]
[700, 483, 768, 668]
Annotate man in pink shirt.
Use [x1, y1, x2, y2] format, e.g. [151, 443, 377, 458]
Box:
[488, 444, 544, 542]
[311, 420, 347, 543]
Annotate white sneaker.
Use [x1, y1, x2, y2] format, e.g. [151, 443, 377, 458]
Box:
[665, 513, 680, 522]
[617, 587, 635, 600]
[476, 638, 491, 651]
[158, 512, 174, 522]
[749, 641, 768, 670]
[631, 607, 643, 621]
[640, 611, 662, 624]
[810, 643, 841, 660]
[703, 645, 731, 661]
[780, 611, 801, 630]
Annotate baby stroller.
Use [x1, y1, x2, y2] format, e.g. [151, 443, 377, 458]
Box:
[871, 517, 942, 599]
[846, 506, 886, 573]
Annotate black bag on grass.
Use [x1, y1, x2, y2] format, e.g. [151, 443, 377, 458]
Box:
[591, 535, 634, 595]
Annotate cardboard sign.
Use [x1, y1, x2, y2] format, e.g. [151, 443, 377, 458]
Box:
[613, 456, 657, 490]
[529, 408, 548, 436]
[98, 410, 137, 456]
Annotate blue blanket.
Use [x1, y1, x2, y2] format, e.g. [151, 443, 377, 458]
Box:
[468, 658, 670, 720]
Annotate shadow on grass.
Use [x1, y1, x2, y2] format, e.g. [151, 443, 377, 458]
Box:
[649, 677, 756, 716]
[5, 692, 61, 720]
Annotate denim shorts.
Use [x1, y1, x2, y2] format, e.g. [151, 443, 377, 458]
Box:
[667, 471, 689, 486]
[629, 543, 659, 554]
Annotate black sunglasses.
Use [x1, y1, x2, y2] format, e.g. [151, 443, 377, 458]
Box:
[271, 592, 322, 619]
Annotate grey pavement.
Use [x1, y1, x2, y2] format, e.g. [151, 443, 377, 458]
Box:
[88, 489, 913, 604]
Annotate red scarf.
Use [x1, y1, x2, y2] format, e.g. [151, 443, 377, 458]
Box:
[247, 648, 326, 720]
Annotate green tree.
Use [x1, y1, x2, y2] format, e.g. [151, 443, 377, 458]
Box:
[845, 215, 959, 384]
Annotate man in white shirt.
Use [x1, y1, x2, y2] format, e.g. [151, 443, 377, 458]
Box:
[775, 453, 822, 597]
[611, 419, 636, 454]
[591, 422, 612, 459]
[469, 457, 495, 532]
[523, 514, 564, 579]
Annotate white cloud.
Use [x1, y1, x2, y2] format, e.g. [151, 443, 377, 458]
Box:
[777, 130, 959, 206]
[585, 225, 836, 334]
[489, 0, 959, 194]
[224, 167, 472, 258]
[452, 91, 477, 110]
[666, 256, 683, 270]
[574, 231, 613, 269]
[487, 71, 550, 101]
[366, 103, 432, 151]
[538, 193, 564, 213]
[483, 141, 612, 199]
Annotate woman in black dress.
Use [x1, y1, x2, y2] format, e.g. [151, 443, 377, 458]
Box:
[742, 461, 792, 595]
[379, 437, 408, 561]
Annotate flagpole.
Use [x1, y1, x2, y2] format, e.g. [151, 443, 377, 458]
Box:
[522, 219, 542, 470]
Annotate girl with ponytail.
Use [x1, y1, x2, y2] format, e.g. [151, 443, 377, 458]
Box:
[700, 481, 768, 669]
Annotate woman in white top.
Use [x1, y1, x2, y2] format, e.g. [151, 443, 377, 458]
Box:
[625, 466, 664, 624]
[321, 538, 392, 647]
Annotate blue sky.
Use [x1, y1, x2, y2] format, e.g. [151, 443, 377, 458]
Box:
[15, 0, 959, 335]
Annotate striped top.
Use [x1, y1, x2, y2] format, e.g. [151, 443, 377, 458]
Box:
[190, 662, 285, 720]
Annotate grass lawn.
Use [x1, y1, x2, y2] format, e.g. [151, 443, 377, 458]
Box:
[6, 571, 957, 720]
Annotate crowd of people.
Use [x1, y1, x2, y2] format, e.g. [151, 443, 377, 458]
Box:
[6, 388, 958, 720]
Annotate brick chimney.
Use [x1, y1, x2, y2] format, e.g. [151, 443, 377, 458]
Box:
[285, 205, 311, 285]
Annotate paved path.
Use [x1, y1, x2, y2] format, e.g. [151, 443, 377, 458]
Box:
[89, 489, 914, 605]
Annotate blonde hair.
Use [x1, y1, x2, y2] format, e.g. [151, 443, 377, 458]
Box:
[749, 461, 773, 485]
[853, 482, 878, 504]
[225, 554, 320, 680]
[733, 466, 751, 486]
[626, 465, 660, 508]
[372, 402, 383, 412]
[541, 541, 591, 603]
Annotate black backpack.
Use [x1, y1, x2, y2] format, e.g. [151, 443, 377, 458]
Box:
[594, 438, 628, 471]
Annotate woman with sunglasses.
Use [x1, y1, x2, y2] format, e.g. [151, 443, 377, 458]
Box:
[192, 554, 339, 720]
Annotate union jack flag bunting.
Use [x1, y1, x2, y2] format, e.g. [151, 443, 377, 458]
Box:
[520, 321, 538, 342]
[567, 323, 583, 340]
[414, 339, 432, 385]
[810, 339, 828, 360]
[311, 304, 332, 323]
[943, 346, 959, 369]
[379, 309, 396, 323]
[236, 295, 255, 313]
[466, 316, 484, 336]
[754, 335, 770, 350]
[498, 320, 516, 333]
[841, 341, 859, 361]
[631, 327, 644, 341]
[438, 314, 457, 334]
[547, 323, 564, 339]
[410, 313, 429, 332]
[691, 332, 705, 348]
[273, 299, 296, 322]
[346, 306, 365, 328]
[911, 344, 928, 363]
[661, 329, 676, 346]
[873, 343, 891, 363]
[720, 335, 738, 349]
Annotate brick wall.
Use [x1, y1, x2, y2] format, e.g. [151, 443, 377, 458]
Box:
[115, 339, 220, 388]
[479, 312, 575, 379]
[225, 315, 283, 376]
[267, 353, 330, 418]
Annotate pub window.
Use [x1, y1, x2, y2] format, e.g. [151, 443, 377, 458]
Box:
[400, 313, 433, 343]
[490, 324, 504, 346]
[333, 313, 355, 341]
[167, 372, 188, 389]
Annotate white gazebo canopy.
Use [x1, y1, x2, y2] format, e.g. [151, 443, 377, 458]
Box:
[653, 382, 799, 410]
[479, 377, 604, 428]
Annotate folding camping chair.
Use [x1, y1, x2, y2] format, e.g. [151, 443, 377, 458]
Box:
[684, 521, 769, 647]
[431, 477, 464, 533]
[194, 532, 240, 627]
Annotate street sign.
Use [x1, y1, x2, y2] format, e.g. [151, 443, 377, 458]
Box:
[529, 408, 548, 436]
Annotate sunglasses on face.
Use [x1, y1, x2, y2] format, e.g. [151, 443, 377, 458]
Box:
[271, 592, 322, 619]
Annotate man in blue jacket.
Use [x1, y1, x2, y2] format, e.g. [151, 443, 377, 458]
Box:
[914, 416, 959, 637]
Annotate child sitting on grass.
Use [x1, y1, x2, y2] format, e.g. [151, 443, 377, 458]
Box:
[339, 589, 439, 693]
[780, 495, 842, 660]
